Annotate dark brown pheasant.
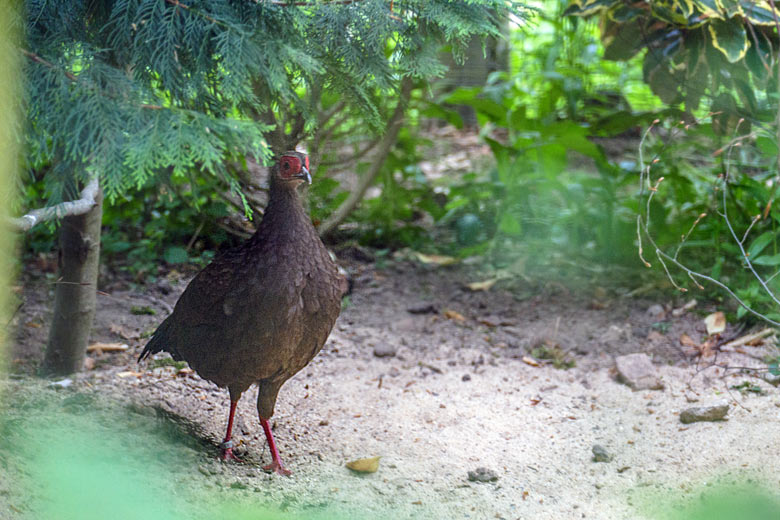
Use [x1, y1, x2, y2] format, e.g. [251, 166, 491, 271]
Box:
[139, 151, 343, 475]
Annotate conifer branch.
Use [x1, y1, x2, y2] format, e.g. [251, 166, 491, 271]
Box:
[318, 76, 413, 236]
[21, 49, 164, 110]
[21, 49, 77, 81]
[10, 177, 100, 232]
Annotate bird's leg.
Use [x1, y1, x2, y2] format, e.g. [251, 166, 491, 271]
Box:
[219, 399, 243, 462]
[260, 417, 291, 476]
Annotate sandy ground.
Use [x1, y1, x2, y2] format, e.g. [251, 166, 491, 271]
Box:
[4, 257, 780, 520]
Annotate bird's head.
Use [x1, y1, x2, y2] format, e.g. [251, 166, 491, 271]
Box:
[275, 151, 311, 187]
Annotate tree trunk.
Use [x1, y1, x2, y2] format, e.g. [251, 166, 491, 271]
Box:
[42, 187, 103, 376]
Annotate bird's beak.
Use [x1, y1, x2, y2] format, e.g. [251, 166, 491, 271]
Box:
[295, 166, 312, 185]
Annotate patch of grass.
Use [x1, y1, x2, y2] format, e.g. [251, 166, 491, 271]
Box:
[651, 321, 670, 334]
[729, 381, 764, 395]
[149, 357, 187, 370]
[531, 344, 576, 370]
[130, 305, 157, 316]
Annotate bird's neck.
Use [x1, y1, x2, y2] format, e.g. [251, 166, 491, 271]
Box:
[252, 182, 310, 241]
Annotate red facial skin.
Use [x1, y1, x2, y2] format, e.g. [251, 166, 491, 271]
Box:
[280, 155, 301, 179]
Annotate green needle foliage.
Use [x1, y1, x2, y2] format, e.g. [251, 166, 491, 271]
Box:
[20, 0, 528, 208]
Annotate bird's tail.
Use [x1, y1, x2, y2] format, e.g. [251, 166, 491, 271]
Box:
[138, 315, 173, 362]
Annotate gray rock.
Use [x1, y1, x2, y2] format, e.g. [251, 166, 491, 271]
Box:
[646, 304, 665, 319]
[467, 467, 498, 483]
[763, 372, 780, 386]
[373, 344, 397, 358]
[407, 303, 438, 315]
[615, 353, 664, 390]
[592, 444, 612, 463]
[602, 325, 631, 346]
[680, 400, 729, 424]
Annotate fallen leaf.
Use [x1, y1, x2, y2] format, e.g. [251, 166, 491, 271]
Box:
[647, 330, 666, 343]
[83, 357, 95, 370]
[414, 252, 458, 266]
[478, 316, 499, 327]
[87, 342, 129, 353]
[522, 356, 540, 367]
[704, 312, 726, 336]
[117, 371, 142, 378]
[679, 333, 698, 347]
[109, 323, 138, 340]
[466, 279, 497, 292]
[672, 299, 697, 317]
[700, 337, 718, 358]
[346, 456, 380, 473]
[443, 309, 466, 322]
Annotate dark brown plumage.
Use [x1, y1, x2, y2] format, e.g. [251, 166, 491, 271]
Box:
[139, 151, 343, 475]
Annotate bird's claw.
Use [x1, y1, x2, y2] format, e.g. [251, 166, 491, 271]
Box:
[219, 447, 244, 463]
[263, 461, 292, 476]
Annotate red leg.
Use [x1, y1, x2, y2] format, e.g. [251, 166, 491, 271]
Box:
[260, 417, 291, 476]
[219, 399, 243, 462]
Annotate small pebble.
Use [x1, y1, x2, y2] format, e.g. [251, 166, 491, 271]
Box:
[592, 444, 611, 463]
[407, 303, 438, 315]
[462, 374, 472, 382]
[680, 400, 729, 424]
[373, 344, 397, 358]
[467, 467, 498, 483]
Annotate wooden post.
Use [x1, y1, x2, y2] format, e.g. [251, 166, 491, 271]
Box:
[42, 187, 103, 376]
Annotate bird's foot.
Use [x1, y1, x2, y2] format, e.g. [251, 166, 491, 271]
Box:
[262, 461, 292, 476]
[218, 440, 244, 463]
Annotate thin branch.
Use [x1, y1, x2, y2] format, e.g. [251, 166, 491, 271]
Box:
[21, 49, 76, 81]
[318, 76, 413, 236]
[636, 120, 780, 327]
[10, 177, 100, 232]
[319, 135, 382, 168]
[21, 49, 164, 110]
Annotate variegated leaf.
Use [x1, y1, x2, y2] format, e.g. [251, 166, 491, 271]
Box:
[708, 18, 749, 63]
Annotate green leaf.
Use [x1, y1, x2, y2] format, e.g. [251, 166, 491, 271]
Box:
[739, 0, 777, 25]
[163, 246, 189, 264]
[601, 18, 645, 61]
[564, 0, 616, 17]
[498, 211, 521, 236]
[747, 231, 775, 258]
[752, 254, 780, 266]
[708, 18, 749, 63]
[643, 51, 681, 104]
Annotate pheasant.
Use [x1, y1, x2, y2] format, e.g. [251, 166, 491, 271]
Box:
[139, 151, 344, 475]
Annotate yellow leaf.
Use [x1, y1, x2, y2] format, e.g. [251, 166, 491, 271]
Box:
[346, 456, 381, 473]
[87, 342, 129, 352]
[704, 311, 726, 336]
[522, 356, 540, 367]
[117, 371, 142, 378]
[466, 279, 497, 292]
[414, 252, 458, 266]
[443, 309, 466, 322]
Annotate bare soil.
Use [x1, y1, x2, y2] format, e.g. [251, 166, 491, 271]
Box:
[3, 255, 780, 520]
